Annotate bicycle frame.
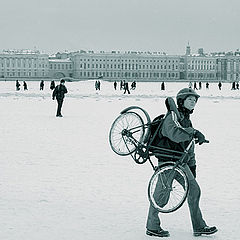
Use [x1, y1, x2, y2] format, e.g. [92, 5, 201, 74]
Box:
[123, 121, 194, 171]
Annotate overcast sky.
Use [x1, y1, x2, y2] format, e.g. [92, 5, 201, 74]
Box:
[1, 0, 240, 55]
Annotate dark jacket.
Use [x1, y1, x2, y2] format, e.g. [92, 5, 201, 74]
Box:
[52, 84, 68, 100]
[154, 107, 196, 166]
[50, 81, 55, 90]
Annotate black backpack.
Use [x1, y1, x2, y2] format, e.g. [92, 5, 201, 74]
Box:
[148, 114, 165, 146]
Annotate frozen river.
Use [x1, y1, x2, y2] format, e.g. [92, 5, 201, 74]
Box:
[0, 80, 239, 240]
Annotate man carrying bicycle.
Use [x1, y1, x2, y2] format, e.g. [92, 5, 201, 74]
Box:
[146, 88, 218, 237]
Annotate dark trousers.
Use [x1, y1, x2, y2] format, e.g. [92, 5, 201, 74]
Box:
[124, 88, 130, 94]
[56, 98, 64, 116]
[146, 165, 206, 231]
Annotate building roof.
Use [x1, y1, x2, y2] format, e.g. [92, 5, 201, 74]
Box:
[1, 49, 41, 54]
[49, 58, 72, 63]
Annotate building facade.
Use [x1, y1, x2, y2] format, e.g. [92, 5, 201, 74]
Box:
[182, 55, 217, 81]
[1, 47, 240, 82]
[49, 52, 73, 79]
[71, 51, 180, 81]
[216, 55, 240, 82]
[0, 49, 49, 79]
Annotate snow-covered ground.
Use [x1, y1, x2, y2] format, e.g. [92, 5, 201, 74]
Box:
[0, 80, 239, 240]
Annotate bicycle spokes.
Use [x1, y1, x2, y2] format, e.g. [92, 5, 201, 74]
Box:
[148, 165, 189, 213]
[109, 112, 145, 156]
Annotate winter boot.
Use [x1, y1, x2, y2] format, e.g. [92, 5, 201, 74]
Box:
[146, 228, 170, 237]
[193, 226, 218, 236]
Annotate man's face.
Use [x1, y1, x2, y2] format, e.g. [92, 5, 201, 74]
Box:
[184, 96, 197, 111]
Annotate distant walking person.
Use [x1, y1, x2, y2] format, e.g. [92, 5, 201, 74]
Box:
[199, 82, 202, 90]
[236, 82, 239, 90]
[206, 82, 209, 89]
[114, 81, 117, 90]
[131, 81, 136, 90]
[50, 80, 55, 90]
[40, 80, 44, 90]
[124, 81, 130, 94]
[95, 80, 101, 90]
[231, 82, 236, 90]
[218, 82, 222, 90]
[16, 80, 20, 91]
[120, 80, 124, 90]
[23, 81, 28, 90]
[161, 82, 165, 90]
[52, 79, 68, 117]
[194, 82, 198, 90]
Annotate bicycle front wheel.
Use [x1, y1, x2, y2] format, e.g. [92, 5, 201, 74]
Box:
[148, 164, 189, 213]
[109, 112, 144, 156]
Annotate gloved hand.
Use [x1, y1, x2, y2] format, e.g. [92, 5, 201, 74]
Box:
[194, 130, 206, 145]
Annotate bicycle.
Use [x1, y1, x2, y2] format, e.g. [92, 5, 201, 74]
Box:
[109, 98, 209, 213]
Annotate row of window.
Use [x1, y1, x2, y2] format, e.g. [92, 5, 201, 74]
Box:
[49, 64, 72, 70]
[187, 73, 216, 78]
[188, 65, 215, 70]
[78, 71, 179, 79]
[1, 63, 47, 68]
[190, 60, 215, 64]
[1, 69, 47, 72]
[225, 63, 240, 70]
[0, 71, 46, 77]
[0, 58, 48, 64]
[78, 58, 179, 63]
[79, 63, 178, 70]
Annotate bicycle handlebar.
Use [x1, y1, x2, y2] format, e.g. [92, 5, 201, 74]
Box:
[186, 138, 209, 152]
[194, 139, 209, 144]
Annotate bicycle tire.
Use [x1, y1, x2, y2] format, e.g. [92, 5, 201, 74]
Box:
[109, 112, 145, 156]
[148, 163, 189, 213]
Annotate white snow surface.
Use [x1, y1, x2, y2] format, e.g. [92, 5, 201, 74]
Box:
[0, 80, 239, 240]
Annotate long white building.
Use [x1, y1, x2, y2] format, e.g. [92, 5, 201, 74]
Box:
[70, 51, 180, 81]
[1, 47, 240, 82]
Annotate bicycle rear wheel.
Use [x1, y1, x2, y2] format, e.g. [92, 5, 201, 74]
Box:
[148, 164, 189, 213]
[109, 112, 144, 156]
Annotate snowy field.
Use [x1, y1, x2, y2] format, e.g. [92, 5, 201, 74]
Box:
[0, 80, 240, 240]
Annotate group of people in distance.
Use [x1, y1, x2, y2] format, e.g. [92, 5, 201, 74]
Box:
[231, 81, 239, 90]
[15, 79, 67, 117]
[189, 81, 205, 90]
[189, 81, 240, 91]
[15, 80, 56, 91]
[115, 80, 136, 94]
[16, 80, 28, 91]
